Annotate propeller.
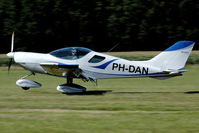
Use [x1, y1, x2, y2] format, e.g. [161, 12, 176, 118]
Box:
[7, 32, 15, 72]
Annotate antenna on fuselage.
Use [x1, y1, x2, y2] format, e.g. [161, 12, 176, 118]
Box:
[107, 43, 120, 52]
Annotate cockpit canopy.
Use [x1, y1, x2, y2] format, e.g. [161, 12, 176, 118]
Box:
[49, 47, 92, 60]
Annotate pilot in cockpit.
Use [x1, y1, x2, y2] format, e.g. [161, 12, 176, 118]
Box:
[72, 48, 77, 59]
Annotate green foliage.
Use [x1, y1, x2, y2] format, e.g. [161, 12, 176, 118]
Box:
[0, 0, 199, 52]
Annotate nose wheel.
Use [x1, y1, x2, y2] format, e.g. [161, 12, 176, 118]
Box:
[16, 73, 42, 90]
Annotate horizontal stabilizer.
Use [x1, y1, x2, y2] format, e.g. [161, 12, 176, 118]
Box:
[151, 69, 185, 80]
[163, 69, 187, 74]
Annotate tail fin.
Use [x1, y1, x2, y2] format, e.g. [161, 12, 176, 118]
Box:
[149, 41, 195, 70]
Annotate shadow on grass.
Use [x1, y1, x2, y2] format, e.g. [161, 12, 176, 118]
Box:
[113, 91, 199, 94]
[63, 90, 199, 96]
[64, 90, 112, 95]
[185, 91, 199, 94]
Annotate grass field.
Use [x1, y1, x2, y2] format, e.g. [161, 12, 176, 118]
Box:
[0, 52, 199, 133]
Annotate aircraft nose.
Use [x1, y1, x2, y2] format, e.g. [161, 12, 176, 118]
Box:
[7, 52, 14, 58]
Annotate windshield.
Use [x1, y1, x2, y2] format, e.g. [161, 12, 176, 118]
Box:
[49, 47, 92, 60]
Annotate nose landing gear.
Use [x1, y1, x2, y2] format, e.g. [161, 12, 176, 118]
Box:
[16, 73, 42, 90]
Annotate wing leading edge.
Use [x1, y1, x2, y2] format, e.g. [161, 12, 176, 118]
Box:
[40, 63, 80, 77]
[40, 63, 97, 83]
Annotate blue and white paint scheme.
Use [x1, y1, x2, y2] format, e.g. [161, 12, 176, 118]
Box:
[7, 32, 195, 93]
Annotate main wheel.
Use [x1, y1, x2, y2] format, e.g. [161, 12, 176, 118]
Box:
[57, 84, 86, 93]
[22, 87, 30, 90]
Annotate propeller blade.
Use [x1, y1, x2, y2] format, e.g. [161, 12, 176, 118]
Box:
[8, 58, 13, 72]
[7, 32, 15, 72]
[11, 32, 14, 52]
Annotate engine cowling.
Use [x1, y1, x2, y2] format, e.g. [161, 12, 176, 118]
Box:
[16, 79, 42, 88]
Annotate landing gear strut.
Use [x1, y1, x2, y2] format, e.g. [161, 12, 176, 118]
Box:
[67, 77, 73, 84]
[56, 77, 87, 94]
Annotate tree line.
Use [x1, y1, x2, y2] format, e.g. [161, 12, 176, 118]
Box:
[0, 0, 199, 53]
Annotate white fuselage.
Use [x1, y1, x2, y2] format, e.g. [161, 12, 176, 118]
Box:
[13, 51, 162, 79]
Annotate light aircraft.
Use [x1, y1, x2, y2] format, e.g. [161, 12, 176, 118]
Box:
[7, 32, 195, 93]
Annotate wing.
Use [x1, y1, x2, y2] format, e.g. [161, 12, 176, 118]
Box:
[40, 63, 97, 83]
[40, 63, 81, 77]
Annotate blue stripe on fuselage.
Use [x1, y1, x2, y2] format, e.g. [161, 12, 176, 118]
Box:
[84, 69, 165, 77]
[92, 59, 118, 69]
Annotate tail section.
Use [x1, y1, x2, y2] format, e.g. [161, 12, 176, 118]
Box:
[149, 41, 195, 71]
